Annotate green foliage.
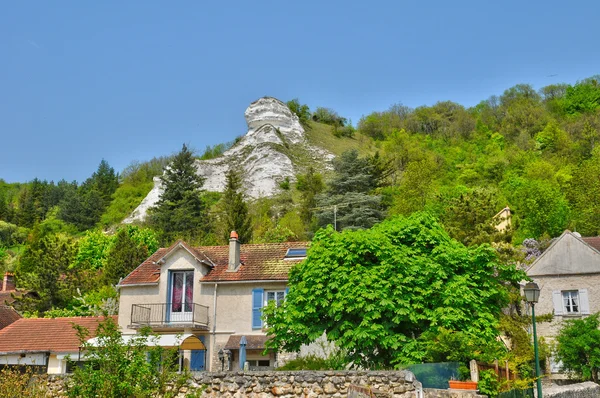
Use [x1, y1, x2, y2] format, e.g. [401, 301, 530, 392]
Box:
[296, 167, 325, 234]
[103, 228, 151, 286]
[44, 286, 118, 317]
[198, 137, 241, 160]
[286, 99, 311, 129]
[148, 144, 209, 243]
[101, 181, 154, 226]
[277, 349, 349, 371]
[478, 370, 501, 398]
[15, 233, 78, 314]
[441, 187, 510, 246]
[316, 150, 384, 231]
[74, 229, 114, 270]
[67, 318, 188, 398]
[219, 168, 252, 243]
[562, 77, 600, 115]
[265, 213, 526, 368]
[555, 312, 600, 382]
[0, 220, 28, 246]
[0, 366, 48, 397]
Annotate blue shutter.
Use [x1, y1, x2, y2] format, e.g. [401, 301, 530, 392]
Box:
[252, 288, 264, 329]
[190, 336, 206, 371]
[285, 287, 289, 296]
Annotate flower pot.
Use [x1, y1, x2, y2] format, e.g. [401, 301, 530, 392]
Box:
[448, 380, 478, 390]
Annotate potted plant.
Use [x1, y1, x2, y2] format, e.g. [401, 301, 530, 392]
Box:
[448, 364, 478, 390]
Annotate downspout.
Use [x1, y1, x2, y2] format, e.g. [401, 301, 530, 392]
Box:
[212, 282, 218, 371]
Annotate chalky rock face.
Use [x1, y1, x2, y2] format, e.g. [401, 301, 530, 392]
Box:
[124, 97, 331, 223]
[245, 97, 304, 143]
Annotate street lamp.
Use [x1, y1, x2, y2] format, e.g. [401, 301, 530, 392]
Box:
[524, 282, 542, 398]
[218, 349, 224, 371]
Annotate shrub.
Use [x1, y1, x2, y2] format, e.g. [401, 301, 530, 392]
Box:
[0, 366, 48, 398]
[477, 369, 500, 398]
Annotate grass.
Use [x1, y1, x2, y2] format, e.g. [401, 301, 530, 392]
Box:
[304, 121, 377, 157]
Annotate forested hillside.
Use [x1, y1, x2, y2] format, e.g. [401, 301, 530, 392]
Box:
[1, 75, 600, 317]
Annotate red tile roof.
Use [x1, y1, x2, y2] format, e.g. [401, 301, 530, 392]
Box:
[582, 236, 600, 252]
[0, 316, 116, 354]
[199, 242, 308, 282]
[0, 306, 21, 330]
[119, 241, 308, 285]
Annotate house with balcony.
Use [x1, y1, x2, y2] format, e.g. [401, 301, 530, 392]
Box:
[117, 232, 308, 372]
[525, 230, 600, 378]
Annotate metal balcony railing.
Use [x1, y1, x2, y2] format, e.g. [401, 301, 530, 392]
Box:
[131, 303, 209, 328]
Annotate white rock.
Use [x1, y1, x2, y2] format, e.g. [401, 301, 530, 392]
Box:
[124, 97, 333, 223]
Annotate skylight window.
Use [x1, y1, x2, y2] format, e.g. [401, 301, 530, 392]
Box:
[285, 248, 307, 259]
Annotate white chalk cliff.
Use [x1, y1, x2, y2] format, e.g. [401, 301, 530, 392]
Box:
[124, 97, 334, 223]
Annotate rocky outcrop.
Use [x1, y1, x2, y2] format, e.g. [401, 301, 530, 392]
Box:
[124, 97, 334, 223]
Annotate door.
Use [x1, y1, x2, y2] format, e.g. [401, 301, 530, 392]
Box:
[190, 336, 206, 371]
[169, 270, 194, 322]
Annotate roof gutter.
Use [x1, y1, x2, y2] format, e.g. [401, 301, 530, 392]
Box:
[199, 279, 288, 285]
[116, 282, 159, 289]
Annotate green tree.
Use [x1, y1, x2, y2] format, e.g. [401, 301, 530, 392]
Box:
[286, 99, 311, 129]
[67, 317, 186, 398]
[265, 213, 525, 368]
[103, 228, 149, 286]
[219, 168, 252, 243]
[555, 313, 600, 382]
[88, 159, 119, 205]
[441, 187, 509, 246]
[15, 234, 78, 314]
[315, 150, 384, 231]
[148, 144, 209, 242]
[296, 167, 325, 233]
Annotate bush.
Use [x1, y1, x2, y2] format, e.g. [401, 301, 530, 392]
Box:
[0, 366, 48, 398]
[477, 369, 500, 398]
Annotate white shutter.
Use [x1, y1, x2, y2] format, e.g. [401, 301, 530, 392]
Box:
[552, 290, 563, 315]
[579, 289, 590, 315]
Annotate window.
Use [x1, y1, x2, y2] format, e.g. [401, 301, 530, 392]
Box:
[247, 359, 270, 367]
[285, 248, 307, 259]
[266, 290, 286, 307]
[552, 289, 590, 316]
[562, 291, 579, 314]
[252, 288, 289, 329]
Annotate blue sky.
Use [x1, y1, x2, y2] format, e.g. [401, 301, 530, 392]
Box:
[1, 1, 599, 183]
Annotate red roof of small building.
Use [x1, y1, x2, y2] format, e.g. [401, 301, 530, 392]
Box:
[0, 316, 116, 354]
[582, 236, 600, 252]
[0, 306, 21, 330]
[119, 241, 308, 285]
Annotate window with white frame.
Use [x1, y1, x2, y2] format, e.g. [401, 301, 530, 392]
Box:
[562, 291, 579, 314]
[552, 288, 590, 316]
[265, 290, 286, 307]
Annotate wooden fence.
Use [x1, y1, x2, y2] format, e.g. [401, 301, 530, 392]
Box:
[470, 359, 517, 382]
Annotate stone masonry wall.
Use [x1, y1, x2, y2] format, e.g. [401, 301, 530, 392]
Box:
[41, 371, 488, 398]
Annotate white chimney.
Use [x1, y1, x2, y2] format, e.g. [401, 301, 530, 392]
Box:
[228, 231, 241, 271]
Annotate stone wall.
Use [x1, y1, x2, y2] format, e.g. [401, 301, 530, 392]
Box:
[39, 370, 489, 398]
[195, 370, 418, 397]
[543, 381, 600, 398]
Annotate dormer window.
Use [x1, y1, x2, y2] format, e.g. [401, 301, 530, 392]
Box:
[284, 248, 307, 259]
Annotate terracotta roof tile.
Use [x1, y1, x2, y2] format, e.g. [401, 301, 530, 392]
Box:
[224, 334, 270, 350]
[0, 306, 21, 330]
[199, 242, 308, 282]
[0, 316, 116, 354]
[582, 236, 600, 252]
[119, 241, 308, 286]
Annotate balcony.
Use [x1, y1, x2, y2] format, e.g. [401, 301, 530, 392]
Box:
[130, 303, 209, 330]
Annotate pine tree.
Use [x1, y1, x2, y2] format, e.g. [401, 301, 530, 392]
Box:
[296, 167, 324, 233]
[89, 159, 119, 205]
[220, 168, 252, 243]
[103, 228, 149, 286]
[149, 144, 208, 241]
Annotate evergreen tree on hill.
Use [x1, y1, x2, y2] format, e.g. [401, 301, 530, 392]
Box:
[103, 228, 149, 286]
[316, 150, 384, 231]
[148, 144, 208, 242]
[220, 168, 252, 243]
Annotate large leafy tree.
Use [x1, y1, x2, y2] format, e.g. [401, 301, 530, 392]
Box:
[555, 313, 600, 383]
[265, 213, 525, 368]
[219, 168, 252, 243]
[148, 144, 208, 242]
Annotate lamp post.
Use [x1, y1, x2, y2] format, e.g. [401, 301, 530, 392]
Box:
[218, 349, 224, 371]
[524, 282, 542, 398]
